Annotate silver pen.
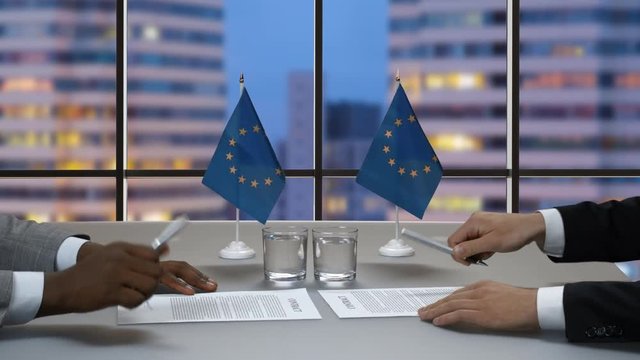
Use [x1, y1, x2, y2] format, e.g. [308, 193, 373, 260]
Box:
[151, 215, 189, 251]
[400, 228, 488, 266]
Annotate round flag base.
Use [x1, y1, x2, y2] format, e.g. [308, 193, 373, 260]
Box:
[379, 238, 415, 257]
[219, 240, 256, 259]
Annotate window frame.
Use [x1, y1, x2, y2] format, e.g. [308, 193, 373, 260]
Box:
[2, 0, 640, 221]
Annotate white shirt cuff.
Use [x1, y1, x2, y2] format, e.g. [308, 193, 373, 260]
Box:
[55, 236, 88, 271]
[536, 286, 566, 330]
[3, 272, 44, 326]
[537, 209, 565, 258]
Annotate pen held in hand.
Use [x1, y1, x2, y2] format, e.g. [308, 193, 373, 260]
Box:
[151, 215, 189, 252]
[400, 228, 488, 266]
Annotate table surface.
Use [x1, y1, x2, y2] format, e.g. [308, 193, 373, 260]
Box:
[1, 221, 639, 360]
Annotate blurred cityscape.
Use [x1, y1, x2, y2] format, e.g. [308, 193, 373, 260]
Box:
[325, 0, 640, 221]
[0, 0, 639, 225]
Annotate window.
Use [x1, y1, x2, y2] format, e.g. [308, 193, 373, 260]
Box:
[1, 0, 639, 224]
[323, 0, 506, 220]
[0, 0, 116, 220]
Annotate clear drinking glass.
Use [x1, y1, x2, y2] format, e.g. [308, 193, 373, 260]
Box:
[312, 226, 358, 281]
[262, 226, 308, 280]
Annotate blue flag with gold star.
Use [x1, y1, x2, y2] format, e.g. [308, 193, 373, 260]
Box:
[356, 83, 442, 219]
[202, 87, 285, 224]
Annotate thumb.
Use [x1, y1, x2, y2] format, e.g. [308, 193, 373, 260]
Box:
[452, 234, 497, 261]
[156, 244, 170, 257]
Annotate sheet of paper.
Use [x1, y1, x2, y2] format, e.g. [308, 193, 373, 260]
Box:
[318, 287, 459, 318]
[118, 288, 321, 325]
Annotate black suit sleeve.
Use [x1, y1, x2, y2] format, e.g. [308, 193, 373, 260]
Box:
[553, 197, 640, 263]
[549, 197, 640, 342]
[563, 281, 640, 342]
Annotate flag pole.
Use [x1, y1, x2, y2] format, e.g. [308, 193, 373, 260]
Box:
[236, 208, 240, 243]
[218, 73, 256, 260]
[378, 70, 415, 257]
[395, 205, 399, 241]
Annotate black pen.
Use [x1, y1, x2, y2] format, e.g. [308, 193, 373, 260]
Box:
[400, 228, 488, 266]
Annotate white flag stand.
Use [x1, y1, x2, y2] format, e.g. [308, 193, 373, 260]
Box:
[219, 208, 256, 259]
[218, 73, 256, 260]
[379, 206, 415, 257]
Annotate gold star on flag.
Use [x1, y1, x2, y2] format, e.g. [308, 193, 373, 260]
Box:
[394, 118, 403, 127]
[251, 179, 258, 188]
[225, 152, 234, 160]
[238, 176, 246, 184]
[382, 145, 391, 154]
[384, 130, 393, 138]
[275, 168, 282, 176]
[253, 125, 261, 133]
[398, 167, 406, 175]
[239, 128, 248, 136]
[264, 177, 273, 186]
[229, 166, 237, 174]
[388, 158, 396, 166]
[408, 114, 416, 123]
[228, 138, 237, 147]
[423, 165, 431, 174]
[432, 155, 438, 162]
[410, 169, 418, 178]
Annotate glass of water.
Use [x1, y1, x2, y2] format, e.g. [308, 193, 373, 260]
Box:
[312, 226, 358, 281]
[262, 226, 308, 281]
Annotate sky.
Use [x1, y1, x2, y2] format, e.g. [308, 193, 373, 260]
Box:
[224, 0, 389, 143]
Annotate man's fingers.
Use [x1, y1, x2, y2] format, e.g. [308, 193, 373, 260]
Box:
[420, 282, 495, 314]
[117, 287, 148, 309]
[126, 256, 163, 279]
[432, 309, 482, 327]
[447, 221, 479, 248]
[119, 243, 160, 262]
[161, 272, 196, 295]
[161, 261, 217, 292]
[122, 272, 159, 298]
[420, 289, 474, 313]
[419, 299, 478, 320]
[476, 252, 494, 260]
[450, 254, 471, 266]
[451, 234, 498, 263]
[156, 244, 169, 256]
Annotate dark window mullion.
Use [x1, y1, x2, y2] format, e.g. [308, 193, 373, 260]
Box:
[314, 0, 323, 220]
[116, 0, 125, 221]
[510, 0, 520, 213]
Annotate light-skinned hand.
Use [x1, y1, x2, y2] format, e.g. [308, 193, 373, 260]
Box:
[418, 281, 539, 331]
[447, 212, 546, 266]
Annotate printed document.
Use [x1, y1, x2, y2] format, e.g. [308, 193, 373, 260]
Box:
[118, 288, 321, 325]
[318, 287, 458, 318]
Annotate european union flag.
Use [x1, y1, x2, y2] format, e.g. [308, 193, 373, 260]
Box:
[202, 87, 285, 224]
[356, 83, 442, 219]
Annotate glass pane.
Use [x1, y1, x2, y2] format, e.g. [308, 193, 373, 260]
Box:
[127, 0, 313, 170]
[324, 0, 507, 169]
[127, 177, 313, 221]
[520, 1, 640, 168]
[0, 2, 116, 170]
[520, 177, 640, 212]
[323, 177, 505, 221]
[0, 178, 115, 221]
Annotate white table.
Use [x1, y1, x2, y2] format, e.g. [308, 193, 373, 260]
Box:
[1, 221, 639, 360]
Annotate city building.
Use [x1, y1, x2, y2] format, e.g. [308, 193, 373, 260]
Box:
[389, 0, 640, 218]
[0, 0, 228, 221]
[323, 101, 384, 220]
[127, 0, 227, 221]
[280, 71, 314, 220]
